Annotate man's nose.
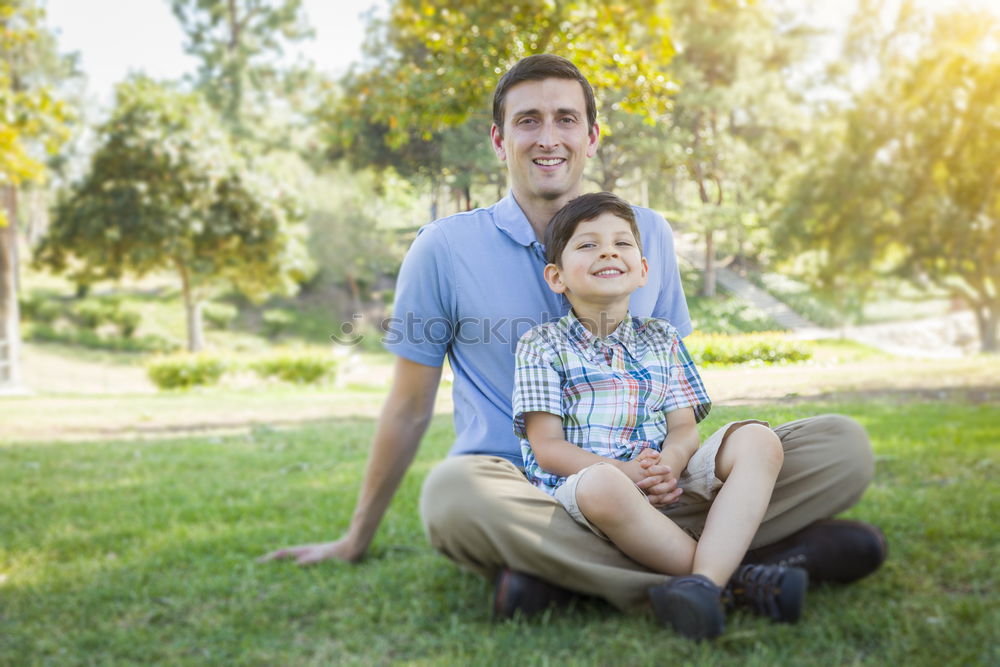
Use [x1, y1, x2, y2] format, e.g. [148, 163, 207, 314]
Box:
[536, 120, 558, 148]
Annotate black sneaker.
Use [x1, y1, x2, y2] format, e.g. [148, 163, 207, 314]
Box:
[493, 568, 581, 620]
[742, 519, 887, 584]
[724, 564, 808, 623]
[649, 574, 726, 640]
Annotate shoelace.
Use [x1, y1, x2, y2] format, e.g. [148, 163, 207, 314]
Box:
[725, 565, 785, 619]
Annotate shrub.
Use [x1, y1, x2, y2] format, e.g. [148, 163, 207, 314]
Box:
[147, 354, 227, 390]
[108, 308, 142, 338]
[25, 323, 176, 353]
[18, 294, 61, 325]
[249, 351, 336, 384]
[261, 309, 293, 338]
[686, 332, 812, 367]
[71, 300, 117, 329]
[203, 302, 238, 330]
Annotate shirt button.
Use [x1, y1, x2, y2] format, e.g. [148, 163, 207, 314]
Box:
[627, 398, 636, 405]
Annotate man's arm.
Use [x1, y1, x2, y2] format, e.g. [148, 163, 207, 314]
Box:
[259, 356, 443, 565]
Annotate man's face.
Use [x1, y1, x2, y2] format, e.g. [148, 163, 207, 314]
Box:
[491, 78, 599, 207]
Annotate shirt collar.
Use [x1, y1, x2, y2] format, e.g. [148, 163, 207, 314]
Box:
[492, 192, 540, 247]
[557, 309, 639, 359]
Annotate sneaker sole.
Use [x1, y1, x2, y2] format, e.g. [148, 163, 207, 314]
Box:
[776, 567, 808, 623]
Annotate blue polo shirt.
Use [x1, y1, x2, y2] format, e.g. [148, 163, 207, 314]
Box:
[384, 194, 691, 465]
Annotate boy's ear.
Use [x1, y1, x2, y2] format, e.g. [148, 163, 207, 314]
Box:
[638, 256, 649, 287]
[543, 263, 567, 294]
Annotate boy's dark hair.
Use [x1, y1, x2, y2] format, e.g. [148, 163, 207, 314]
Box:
[545, 192, 641, 265]
[492, 54, 597, 135]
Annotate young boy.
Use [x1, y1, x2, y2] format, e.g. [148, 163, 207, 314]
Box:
[512, 192, 808, 640]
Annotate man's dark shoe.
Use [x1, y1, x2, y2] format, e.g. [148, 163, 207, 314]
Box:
[724, 564, 808, 623]
[742, 519, 888, 584]
[493, 568, 580, 620]
[649, 574, 726, 640]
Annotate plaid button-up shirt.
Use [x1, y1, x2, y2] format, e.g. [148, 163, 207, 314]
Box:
[513, 310, 711, 496]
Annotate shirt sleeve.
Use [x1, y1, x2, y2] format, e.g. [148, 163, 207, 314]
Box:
[649, 212, 693, 338]
[512, 328, 564, 439]
[664, 331, 712, 423]
[383, 223, 456, 367]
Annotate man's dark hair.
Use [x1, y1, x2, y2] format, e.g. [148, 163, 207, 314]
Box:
[492, 54, 597, 135]
[545, 192, 641, 265]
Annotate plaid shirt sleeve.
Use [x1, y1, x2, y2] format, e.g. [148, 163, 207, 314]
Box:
[663, 328, 712, 423]
[512, 326, 564, 440]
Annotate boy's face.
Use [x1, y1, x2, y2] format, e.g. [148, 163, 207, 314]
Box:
[543, 213, 648, 306]
[490, 78, 599, 208]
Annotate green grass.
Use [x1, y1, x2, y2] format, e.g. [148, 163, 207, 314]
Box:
[2, 400, 997, 665]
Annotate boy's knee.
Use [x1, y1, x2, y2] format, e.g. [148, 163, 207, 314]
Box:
[724, 423, 784, 469]
[576, 464, 637, 523]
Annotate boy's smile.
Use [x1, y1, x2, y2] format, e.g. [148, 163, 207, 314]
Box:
[543, 213, 648, 331]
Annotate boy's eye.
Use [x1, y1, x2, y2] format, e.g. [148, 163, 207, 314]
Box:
[616, 240, 633, 247]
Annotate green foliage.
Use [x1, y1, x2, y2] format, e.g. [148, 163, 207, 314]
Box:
[686, 332, 812, 367]
[686, 295, 782, 334]
[17, 293, 60, 324]
[146, 353, 227, 390]
[36, 76, 312, 351]
[26, 323, 175, 353]
[324, 0, 676, 192]
[775, 6, 1000, 350]
[0, 0, 73, 208]
[170, 0, 312, 137]
[248, 350, 336, 384]
[261, 309, 293, 338]
[202, 301, 238, 330]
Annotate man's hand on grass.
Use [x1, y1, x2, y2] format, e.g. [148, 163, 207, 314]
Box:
[258, 536, 363, 566]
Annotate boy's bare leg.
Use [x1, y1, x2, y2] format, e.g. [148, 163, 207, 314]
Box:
[575, 464, 696, 575]
[692, 424, 784, 586]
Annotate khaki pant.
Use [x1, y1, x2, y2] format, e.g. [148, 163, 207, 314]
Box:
[419, 414, 874, 611]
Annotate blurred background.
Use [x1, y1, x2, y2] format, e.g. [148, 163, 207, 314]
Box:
[1, 0, 998, 396]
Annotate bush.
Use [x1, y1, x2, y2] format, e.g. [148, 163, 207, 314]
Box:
[147, 354, 227, 390]
[18, 294, 61, 325]
[71, 300, 117, 329]
[249, 351, 336, 384]
[25, 323, 176, 353]
[261, 309, 293, 338]
[686, 332, 812, 367]
[109, 308, 142, 338]
[203, 302, 238, 330]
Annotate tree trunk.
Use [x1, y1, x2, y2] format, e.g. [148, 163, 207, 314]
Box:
[701, 230, 716, 297]
[0, 186, 22, 390]
[177, 261, 205, 352]
[974, 304, 998, 353]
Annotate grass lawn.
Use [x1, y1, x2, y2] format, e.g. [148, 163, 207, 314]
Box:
[2, 398, 997, 665]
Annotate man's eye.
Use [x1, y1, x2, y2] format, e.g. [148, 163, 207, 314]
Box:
[518, 118, 537, 125]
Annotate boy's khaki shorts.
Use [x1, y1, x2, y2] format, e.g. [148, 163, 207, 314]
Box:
[553, 419, 770, 539]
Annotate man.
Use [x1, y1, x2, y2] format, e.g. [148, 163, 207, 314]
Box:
[262, 54, 886, 616]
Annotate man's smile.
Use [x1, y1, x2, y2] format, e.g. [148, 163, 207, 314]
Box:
[533, 157, 566, 167]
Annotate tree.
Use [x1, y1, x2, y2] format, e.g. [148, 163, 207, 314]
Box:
[170, 0, 312, 140]
[777, 5, 1000, 350]
[661, 0, 813, 296]
[36, 77, 311, 352]
[0, 0, 72, 390]
[324, 0, 676, 199]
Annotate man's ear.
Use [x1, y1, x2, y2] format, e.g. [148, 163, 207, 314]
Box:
[490, 124, 506, 161]
[543, 263, 567, 294]
[586, 122, 600, 158]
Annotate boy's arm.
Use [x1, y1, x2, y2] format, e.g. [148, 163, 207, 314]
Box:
[259, 356, 441, 565]
[658, 407, 700, 483]
[524, 412, 656, 483]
